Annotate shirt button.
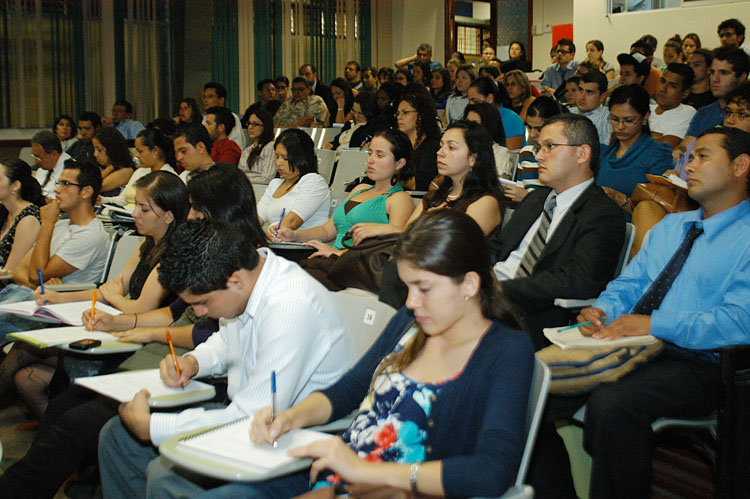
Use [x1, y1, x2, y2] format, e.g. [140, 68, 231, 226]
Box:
[426, 445, 432, 453]
[431, 394, 437, 401]
[427, 419, 434, 427]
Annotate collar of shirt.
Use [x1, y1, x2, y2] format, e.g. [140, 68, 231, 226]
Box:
[584, 105, 606, 118]
[691, 199, 750, 240]
[242, 247, 275, 322]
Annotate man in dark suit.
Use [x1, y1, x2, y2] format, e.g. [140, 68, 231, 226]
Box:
[299, 63, 335, 122]
[488, 114, 626, 350]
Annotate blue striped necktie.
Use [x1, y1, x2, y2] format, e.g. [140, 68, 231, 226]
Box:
[516, 194, 557, 277]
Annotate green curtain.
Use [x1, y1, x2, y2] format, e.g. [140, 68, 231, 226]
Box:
[212, 0, 239, 111]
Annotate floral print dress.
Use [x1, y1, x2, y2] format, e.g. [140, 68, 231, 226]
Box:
[320, 325, 459, 487]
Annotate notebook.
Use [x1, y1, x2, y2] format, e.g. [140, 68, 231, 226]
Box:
[7, 326, 121, 349]
[0, 300, 121, 326]
[175, 418, 329, 473]
[543, 326, 660, 350]
[74, 369, 216, 408]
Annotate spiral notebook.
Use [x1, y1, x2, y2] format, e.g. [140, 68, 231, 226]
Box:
[174, 418, 328, 473]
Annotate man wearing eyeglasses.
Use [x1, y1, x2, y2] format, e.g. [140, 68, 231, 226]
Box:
[31, 131, 70, 200]
[489, 114, 625, 350]
[0, 161, 109, 337]
[273, 76, 329, 127]
[540, 39, 579, 96]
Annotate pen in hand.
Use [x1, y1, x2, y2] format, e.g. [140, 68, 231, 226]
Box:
[38, 268, 46, 305]
[274, 209, 286, 241]
[166, 331, 183, 388]
[89, 290, 97, 331]
[271, 370, 278, 448]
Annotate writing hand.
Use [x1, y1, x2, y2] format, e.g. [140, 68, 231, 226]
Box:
[592, 314, 651, 340]
[577, 307, 607, 336]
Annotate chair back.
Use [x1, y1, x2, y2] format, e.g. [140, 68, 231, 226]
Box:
[332, 291, 397, 359]
[516, 358, 551, 486]
[315, 148, 337, 184]
[107, 232, 145, 281]
[615, 223, 636, 278]
[329, 149, 368, 209]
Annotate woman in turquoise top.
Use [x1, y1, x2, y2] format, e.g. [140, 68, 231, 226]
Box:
[596, 84, 672, 201]
[274, 129, 415, 257]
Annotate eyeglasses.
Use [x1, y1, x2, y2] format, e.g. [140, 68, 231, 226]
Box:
[31, 154, 43, 161]
[55, 180, 82, 188]
[291, 87, 307, 92]
[609, 115, 643, 126]
[723, 109, 750, 121]
[556, 49, 571, 54]
[247, 121, 265, 127]
[395, 110, 416, 117]
[537, 143, 581, 153]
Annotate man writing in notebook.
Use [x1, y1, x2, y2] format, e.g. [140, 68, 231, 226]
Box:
[98, 219, 354, 497]
[488, 114, 625, 350]
[529, 127, 750, 499]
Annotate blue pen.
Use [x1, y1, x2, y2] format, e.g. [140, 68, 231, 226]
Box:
[38, 268, 46, 305]
[271, 370, 278, 448]
[274, 209, 286, 241]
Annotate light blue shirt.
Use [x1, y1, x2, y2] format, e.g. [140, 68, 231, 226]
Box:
[540, 61, 579, 91]
[583, 105, 611, 146]
[594, 200, 750, 350]
[114, 119, 145, 140]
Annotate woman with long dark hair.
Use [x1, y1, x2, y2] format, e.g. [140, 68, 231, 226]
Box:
[92, 127, 136, 194]
[330, 92, 389, 150]
[52, 114, 78, 152]
[464, 103, 513, 178]
[429, 67, 452, 110]
[197, 209, 534, 499]
[328, 78, 356, 125]
[0, 159, 43, 273]
[396, 92, 441, 191]
[239, 109, 276, 183]
[174, 98, 202, 125]
[467, 76, 525, 150]
[101, 128, 177, 208]
[256, 129, 331, 232]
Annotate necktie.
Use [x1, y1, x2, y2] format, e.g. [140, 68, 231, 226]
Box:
[516, 194, 557, 277]
[631, 223, 704, 315]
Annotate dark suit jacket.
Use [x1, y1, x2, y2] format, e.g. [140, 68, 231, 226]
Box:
[488, 183, 626, 349]
[313, 82, 336, 121]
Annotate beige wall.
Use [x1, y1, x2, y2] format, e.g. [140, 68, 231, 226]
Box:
[573, 0, 750, 66]
[531, 0, 574, 71]
[387, 0, 445, 68]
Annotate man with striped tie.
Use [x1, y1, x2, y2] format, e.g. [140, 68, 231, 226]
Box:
[488, 114, 625, 350]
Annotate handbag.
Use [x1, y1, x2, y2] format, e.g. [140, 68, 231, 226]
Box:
[536, 340, 664, 395]
[327, 234, 399, 294]
[630, 174, 698, 214]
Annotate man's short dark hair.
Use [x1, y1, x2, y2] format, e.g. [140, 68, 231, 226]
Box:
[557, 38, 575, 54]
[566, 75, 582, 86]
[346, 60, 361, 72]
[726, 82, 750, 109]
[275, 76, 289, 87]
[665, 63, 695, 90]
[203, 82, 227, 100]
[299, 63, 317, 74]
[63, 159, 102, 205]
[712, 46, 750, 78]
[158, 219, 259, 295]
[580, 70, 608, 95]
[692, 48, 714, 67]
[78, 111, 102, 128]
[291, 76, 309, 88]
[718, 19, 746, 37]
[257, 79, 275, 92]
[205, 106, 235, 136]
[32, 131, 62, 154]
[544, 114, 601, 174]
[113, 100, 133, 114]
[173, 123, 213, 154]
[363, 66, 377, 77]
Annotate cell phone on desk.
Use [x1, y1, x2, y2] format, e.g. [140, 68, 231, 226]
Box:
[69, 339, 102, 350]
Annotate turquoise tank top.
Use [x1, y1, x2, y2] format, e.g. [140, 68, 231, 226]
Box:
[332, 184, 404, 249]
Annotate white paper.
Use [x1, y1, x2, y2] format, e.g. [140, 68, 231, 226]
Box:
[74, 369, 214, 403]
[0, 300, 121, 325]
[543, 326, 659, 350]
[178, 423, 329, 471]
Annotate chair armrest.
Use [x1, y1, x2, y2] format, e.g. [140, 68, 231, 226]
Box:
[553, 298, 596, 309]
[47, 283, 97, 292]
[307, 411, 356, 434]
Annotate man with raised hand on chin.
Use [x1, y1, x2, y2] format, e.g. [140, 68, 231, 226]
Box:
[98, 219, 354, 498]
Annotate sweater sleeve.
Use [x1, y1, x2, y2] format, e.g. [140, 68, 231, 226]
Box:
[442, 331, 534, 497]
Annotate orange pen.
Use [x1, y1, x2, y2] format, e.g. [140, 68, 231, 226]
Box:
[166, 331, 183, 382]
[89, 290, 97, 331]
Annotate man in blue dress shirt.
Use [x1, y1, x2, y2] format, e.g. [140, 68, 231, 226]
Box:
[530, 126, 750, 499]
[541, 39, 579, 96]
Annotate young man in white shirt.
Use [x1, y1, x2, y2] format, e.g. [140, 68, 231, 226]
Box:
[649, 63, 697, 149]
[98, 219, 355, 497]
